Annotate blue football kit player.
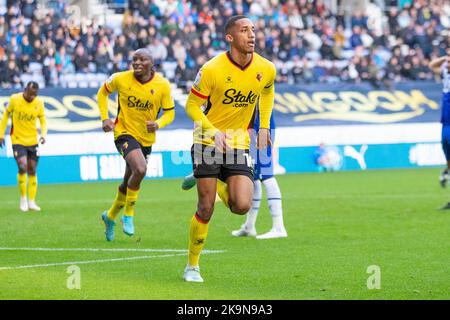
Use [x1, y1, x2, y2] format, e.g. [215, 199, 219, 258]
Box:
[429, 54, 450, 209]
[231, 111, 287, 239]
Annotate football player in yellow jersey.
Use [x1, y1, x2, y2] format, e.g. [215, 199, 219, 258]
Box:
[0, 82, 47, 212]
[182, 15, 276, 282]
[97, 48, 175, 241]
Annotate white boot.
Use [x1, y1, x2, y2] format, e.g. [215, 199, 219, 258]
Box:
[231, 224, 257, 237]
[256, 228, 288, 239]
[28, 200, 41, 211]
[183, 265, 204, 282]
[20, 197, 29, 212]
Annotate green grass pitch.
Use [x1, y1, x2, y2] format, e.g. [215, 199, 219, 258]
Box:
[0, 168, 448, 300]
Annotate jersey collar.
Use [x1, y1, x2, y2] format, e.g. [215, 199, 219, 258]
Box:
[134, 71, 155, 85]
[226, 51, 253, 71]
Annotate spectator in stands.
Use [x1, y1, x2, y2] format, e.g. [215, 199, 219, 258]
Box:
[95, 46, 111, 74]
[18, 53, 30, 73]
[2, 0, 449, 88]
[6, 59, 21, 88]
[350, 26, 364, 48]
[43, 47, 58, 86]
[175, 58, 196, 93]
[147, 37, 167, 67]
[55, 46, 74, 75]
[73, 45, 90, 73]
[30, 38, 44, 63]
[113, 35, 129, 59]
[0, 47, 7, 86]
[112, 52, 128, 73]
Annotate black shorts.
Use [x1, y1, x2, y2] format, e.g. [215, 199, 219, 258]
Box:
[12, 144, 39, 161]
[115, 135, 152, 162]
[191, 144, 254, 182]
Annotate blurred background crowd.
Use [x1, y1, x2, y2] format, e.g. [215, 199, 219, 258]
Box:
[0, 0, 449, 91]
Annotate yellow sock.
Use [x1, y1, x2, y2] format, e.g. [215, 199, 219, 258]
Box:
[124, 187, 139, 217]
[188, 213, 209, 267]
[216, 179, 229, 208]
[107, 189, 127, 220]
[28, 175, 38, 201]
[18, 173, 27, 198]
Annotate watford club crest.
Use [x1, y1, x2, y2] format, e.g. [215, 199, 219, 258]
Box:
[256, 72, 263, 82]
[150, 89, 154, 95]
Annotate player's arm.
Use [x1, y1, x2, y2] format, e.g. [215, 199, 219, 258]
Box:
[0, 99, 14, 148]
[185, 66, 217, 133]
[148, 84, 176, 132]
[429, 56, 449, 74]
[38, 101, 47, 144]
[257, 65, 276, 149]
[97, 77, 116, 132]
[185, 93, 217, 133]
[150, 108, 175, 132]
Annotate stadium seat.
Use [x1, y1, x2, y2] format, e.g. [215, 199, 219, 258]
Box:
[161, 61, 178, 81]
[96, 73, 108, 83]
[84, 74, 98, 88]
[66, 74, 77, 88]
[60, 74, 68, 88]
[20, 74, 33, 85]
[29, 62, 43, 74]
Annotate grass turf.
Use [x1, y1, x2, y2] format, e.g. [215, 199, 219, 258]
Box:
[0, 168, 449, 300]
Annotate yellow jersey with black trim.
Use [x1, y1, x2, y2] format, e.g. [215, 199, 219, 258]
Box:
[1, 93, 46, 146]
[104, 70, 175, 147]
[190, 51, 276, 149]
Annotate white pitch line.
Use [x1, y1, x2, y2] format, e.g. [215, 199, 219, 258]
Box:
[0, 198, 187, 205]
[0, 250, 225, 271]
[0, 247, 225, 254]
[0, 253, 187, 270]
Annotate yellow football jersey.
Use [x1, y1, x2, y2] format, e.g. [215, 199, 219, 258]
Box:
[189, 51, 276, 149]
[104, 70, 175, 147]
[0, 93, 47, 146]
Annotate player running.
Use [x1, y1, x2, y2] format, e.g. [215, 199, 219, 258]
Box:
[183, 15, 276, 282]
[97, 49, 175, 241]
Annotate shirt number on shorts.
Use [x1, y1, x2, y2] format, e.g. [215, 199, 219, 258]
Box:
[244, 153, 252, 168]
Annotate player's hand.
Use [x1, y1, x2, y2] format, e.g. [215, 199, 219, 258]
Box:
[102, 119, 115, 132]
[214, 131, 231, 153]
[146, 121, 159, 133]
[0, 138, 4, 148]
[39, 137, 46, 145]
[257, 128, 272, 150]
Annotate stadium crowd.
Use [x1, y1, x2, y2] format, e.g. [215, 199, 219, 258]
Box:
[0, 0, 449, 90]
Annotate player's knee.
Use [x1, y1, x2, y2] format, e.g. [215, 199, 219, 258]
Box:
[197, 203, 214, 220]
[27, 168, 36, 176]
[133, 164, 147, 178]
[229, 200, 251, 215]
[18, 164, 27, 174]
